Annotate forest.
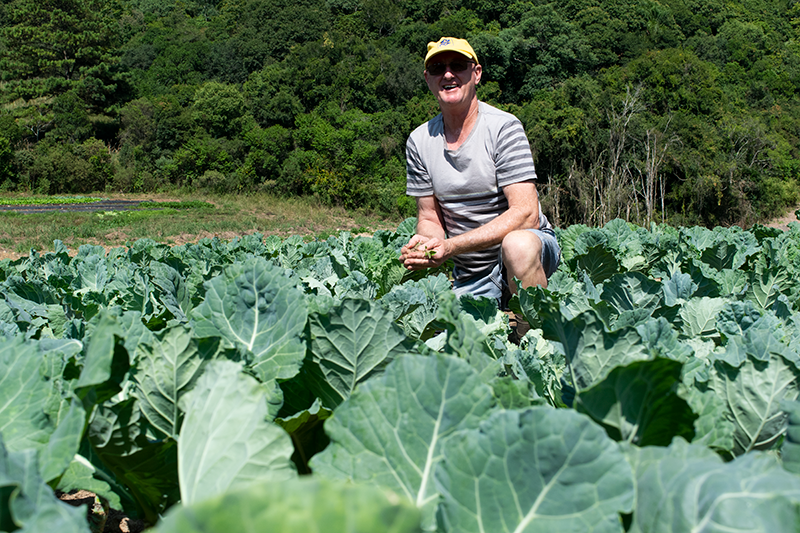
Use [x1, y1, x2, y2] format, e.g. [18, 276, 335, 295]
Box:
[1, 0, 800, 228]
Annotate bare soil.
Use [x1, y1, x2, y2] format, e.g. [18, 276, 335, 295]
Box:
[58, 490, 147, 533]
[762, 206, 799, 231]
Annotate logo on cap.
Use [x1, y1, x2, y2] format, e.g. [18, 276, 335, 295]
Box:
[439, 38, 451, 47]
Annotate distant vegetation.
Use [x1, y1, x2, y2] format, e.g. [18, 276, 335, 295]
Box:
[2, 0, 800, 227]
[0, 196, 101, 205]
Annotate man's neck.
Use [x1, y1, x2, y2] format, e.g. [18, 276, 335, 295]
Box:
[441, 99, 480, 149]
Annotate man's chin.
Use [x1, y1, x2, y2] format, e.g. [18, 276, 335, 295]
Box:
[438, 93, 468, 107]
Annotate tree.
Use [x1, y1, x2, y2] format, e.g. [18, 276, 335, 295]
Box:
[0, 0, 121, 101]
[0, 0, 126, 143]
[192, 81, 246, 138]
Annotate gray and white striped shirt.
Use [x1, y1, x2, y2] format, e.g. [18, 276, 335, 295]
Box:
[406, 101, 551, 280]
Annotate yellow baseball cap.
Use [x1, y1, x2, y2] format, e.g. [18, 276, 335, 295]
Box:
[425, 37, 479, 67]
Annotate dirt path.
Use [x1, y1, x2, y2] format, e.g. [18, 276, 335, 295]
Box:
[761, 206, 799, 231]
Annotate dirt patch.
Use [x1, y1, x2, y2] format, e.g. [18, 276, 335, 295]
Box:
[762, 206, 799, 231]
[58, 490, 148, 533]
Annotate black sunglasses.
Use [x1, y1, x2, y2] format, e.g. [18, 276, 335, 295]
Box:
[425, 60, 475, 76]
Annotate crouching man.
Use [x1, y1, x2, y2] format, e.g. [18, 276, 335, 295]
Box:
[399, 36, 560, 305]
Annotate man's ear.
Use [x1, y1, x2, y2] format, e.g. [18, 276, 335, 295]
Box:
[474, 63, 482, 85]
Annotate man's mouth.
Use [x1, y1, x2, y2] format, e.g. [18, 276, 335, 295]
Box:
[443, 84, 459, 90]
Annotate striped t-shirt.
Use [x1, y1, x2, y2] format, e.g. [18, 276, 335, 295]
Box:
[405, 101, 551, 280]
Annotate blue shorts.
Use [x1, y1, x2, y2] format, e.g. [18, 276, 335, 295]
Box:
[452, 228, 560, 304]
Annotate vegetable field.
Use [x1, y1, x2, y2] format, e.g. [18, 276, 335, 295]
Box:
[3, 217, 800, 532]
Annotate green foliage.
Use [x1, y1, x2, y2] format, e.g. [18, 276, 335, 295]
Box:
[0, 196, 101, 205]
[49, 90, 93, 144]
[0, 137, 15, 187]
[155, 478, 423, 533]
[3, 221, 800, 529]
[14, 138, 113, 193]
[2, 0, 800, 222]
[0, 0, 121, 100]
[191, 82, 246, 138]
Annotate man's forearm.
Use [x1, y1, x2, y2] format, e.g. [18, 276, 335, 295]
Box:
[445, 204, 533, 257]
[443, 181, 541, 259]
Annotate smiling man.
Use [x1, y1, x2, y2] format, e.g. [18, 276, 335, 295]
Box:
[399, 37, 561, 306]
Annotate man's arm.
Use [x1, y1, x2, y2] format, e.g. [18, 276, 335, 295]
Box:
[400, 181, 540, 270]
[415, 195, 447, 241]
[399, 195, 446, 270]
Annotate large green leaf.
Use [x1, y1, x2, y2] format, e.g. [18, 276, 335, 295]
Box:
[190, 257, 308, 381]
[629, 440, 800, 533]
[564, 311, 650, 390]
[681, 384, 735, 452]
[746, 257, 790, 310]
[306, 298, 416, 408]
[715, 300, 768, 339]
[178, 360, 296, 506]
[699, 240, 741, 271]
[661, 272, 697, 306]
[436, 408, 634, 533]
[635, 317, 694, 362]
[0, 437, 89, 533]
[150, 261, 191, 322]
[781, 399, 800, 474]
[678, 297, 726, 338]
[0, 337, 85, 484]
[576, 358, 696, 446]
[432, 293, 505, 377]
[714, 268, 748, 298]
[573, 243, 620, 284]
[55, 455, 122, 510]
[310, 353, 495, 530]
[39, 399, 86, 483]
[0, 337, 54, 452]
[76, 311, 131, 403]
[381, 274, 451, 340]
[71, 251, 109, 296]
[513, 328, 565, 406]
[600, 272, 662, 314]
[132, 325, 217, 439]
[155, 477, 422, 533]
[709, 342, 800, 455]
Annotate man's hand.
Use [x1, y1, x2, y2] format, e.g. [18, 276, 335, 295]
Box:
[400, 235, 449, 270]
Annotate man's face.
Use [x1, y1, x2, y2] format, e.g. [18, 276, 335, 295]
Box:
[424, 51, 482, 109]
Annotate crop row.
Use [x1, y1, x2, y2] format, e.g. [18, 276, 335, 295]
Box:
[2, 218, 800, 532]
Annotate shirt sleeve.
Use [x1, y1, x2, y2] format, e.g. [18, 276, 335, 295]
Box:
[494, 119, 537, 188]
[405, 135, 434, 197]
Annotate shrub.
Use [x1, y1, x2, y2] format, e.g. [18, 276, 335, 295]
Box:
[14, 138, 112, 194]
[193, 169, 237, 194]
[171, 135, 243, 187]
[0, 136, 15, 187]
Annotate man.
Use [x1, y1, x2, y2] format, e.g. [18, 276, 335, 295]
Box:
[399, 36, 560, 305]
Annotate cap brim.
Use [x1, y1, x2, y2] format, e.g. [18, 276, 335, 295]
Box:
[424, 49, 475, 67]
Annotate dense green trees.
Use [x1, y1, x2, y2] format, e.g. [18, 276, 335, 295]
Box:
[1, 0, 800, 226]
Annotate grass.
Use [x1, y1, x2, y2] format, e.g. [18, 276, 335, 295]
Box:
[0, 192, 403, 258]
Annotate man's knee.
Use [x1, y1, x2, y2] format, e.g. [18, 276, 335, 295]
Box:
[502, 230, 543, 273]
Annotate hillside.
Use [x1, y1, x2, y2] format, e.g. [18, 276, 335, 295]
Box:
[2, 0, 800, 227]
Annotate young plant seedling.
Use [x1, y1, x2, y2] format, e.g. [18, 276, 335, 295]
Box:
[411, 241, 436, 259]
